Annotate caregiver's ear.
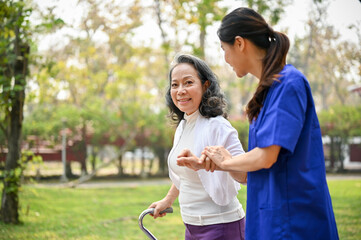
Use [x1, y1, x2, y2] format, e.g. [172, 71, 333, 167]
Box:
[235, 36, 245, 51]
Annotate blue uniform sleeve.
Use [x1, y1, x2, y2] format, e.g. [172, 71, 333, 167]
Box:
[256, 77, 307, 154]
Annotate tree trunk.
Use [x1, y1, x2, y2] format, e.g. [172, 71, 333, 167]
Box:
[140, 148, 147, 178]
[65, 162, 73, 178]
[199, 28, 206, 58]
[0, 42, 29, 224]
[155, 147, 167, 176]
[154, 0, 169, 64]
[91, 146, 97, 172]
[79, 121, 88, 176]
[329, 137, 335, 170]
[338, 137, 345, 172]
[117, 154, 123, 177]
[148, 156, 154, 176]
[303, 21, 314, 77]
[1, 112, 22, 223]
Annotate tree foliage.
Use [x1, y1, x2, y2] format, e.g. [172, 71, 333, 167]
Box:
[4, 0, 360, 184]
[240, 0, 293, 24]
[318, 105, 361, 171]
[319, 105, 361, 138]
[23, 0, 173, 177]
[288, 0, 361, 110]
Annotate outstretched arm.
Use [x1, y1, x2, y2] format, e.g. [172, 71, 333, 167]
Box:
[177, 145, 280, 173]
[203, 145, 281, 172]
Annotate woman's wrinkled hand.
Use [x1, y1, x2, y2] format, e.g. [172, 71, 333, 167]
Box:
[176, 148, 206, 171]
[177, 148, 219, 172]
[148, 199, 172, 219]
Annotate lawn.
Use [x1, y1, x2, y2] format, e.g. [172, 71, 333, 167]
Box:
[0, 179, 360, 240]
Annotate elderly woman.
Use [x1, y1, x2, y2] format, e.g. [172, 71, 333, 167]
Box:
[148, 54, 247, 240]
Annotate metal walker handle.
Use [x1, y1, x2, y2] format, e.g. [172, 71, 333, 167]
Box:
[138, 207, 173, 240]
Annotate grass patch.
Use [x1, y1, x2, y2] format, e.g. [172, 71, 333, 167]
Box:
[0, 184, 185, 240]
[0, 179, 360, 239]
[328, 180, 361, 240]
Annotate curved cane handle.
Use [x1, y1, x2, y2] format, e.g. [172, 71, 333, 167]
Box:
[138, 207, 173, 240]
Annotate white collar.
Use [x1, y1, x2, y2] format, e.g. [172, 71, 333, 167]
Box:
[184, 110, 200, 124]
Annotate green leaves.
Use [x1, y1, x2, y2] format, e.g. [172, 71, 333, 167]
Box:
[318, 105, 361, 137]
[288, 0, 360, 110]
[242, 0, 293, 25]
[36, 17, 65, 33]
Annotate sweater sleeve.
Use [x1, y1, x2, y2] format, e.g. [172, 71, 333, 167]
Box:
[197, 117, 244, 206]
[211, 118, 245, 157]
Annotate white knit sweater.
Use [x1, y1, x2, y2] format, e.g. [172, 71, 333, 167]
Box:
[168, 110, 246, 225]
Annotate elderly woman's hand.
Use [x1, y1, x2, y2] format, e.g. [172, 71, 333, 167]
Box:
[176, 149, 206, 171]
[177, 149, 224, 172]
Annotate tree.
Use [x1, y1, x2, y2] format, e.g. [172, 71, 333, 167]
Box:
[0, 0, 64, 223]
[241, 0, 293, 25]
[146, 109, 174, 175]
[288, 0, 361, 109]
[318, 105, 361, 171]
[25, 0, 167, 181]
[0, 0, 30, 224]
[153, 0, 227, 60]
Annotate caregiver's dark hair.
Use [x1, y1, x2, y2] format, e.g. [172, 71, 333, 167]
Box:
[217, 7, 290, 122]
[166, 54, 228, 124]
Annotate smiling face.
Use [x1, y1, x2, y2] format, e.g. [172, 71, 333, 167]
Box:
[170, 63, 205, 115]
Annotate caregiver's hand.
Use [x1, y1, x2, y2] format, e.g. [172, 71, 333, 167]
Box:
[202, 146, 232, 170]
[176, 149, 206, 171]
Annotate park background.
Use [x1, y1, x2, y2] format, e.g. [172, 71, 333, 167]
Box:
[1, 0, 361, 239]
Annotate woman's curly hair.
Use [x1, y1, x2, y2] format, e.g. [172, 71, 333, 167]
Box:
[165, 54, 228, 124]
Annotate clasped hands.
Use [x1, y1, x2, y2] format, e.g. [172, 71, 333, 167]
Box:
[176, 146, 231, 172]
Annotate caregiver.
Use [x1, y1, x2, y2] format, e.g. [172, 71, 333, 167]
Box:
[177, 7, 339, 240]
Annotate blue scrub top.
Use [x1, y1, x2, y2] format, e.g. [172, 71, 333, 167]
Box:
[246, 64, 339, 240]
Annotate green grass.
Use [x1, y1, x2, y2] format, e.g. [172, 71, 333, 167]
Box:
[328, 180, 361, 239]
[0, 179, 360, 239]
